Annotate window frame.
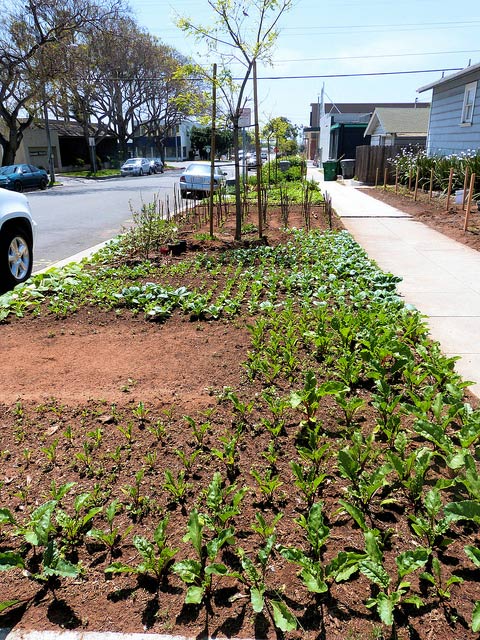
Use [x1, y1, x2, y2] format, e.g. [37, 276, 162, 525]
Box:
[460, 81, 477, 125]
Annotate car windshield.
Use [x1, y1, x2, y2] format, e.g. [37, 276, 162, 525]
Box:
[186, 164, 211, 175]
[0, 166, 15, 174]
[124, 159, 139, 165]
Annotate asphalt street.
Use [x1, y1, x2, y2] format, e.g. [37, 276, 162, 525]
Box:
[27, 168, 185, 272]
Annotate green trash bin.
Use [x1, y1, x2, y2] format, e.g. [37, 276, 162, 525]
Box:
[323, 160, 338, 181]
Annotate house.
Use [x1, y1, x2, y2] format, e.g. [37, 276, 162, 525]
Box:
[0, 119, 116, 170]
[304, 102, 430, 164]
[134, 120, 194, 161]
[417, 62, 480, 156]
[364, 106, 430, 147]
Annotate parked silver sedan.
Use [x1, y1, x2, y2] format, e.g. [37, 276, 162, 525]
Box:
[120, 157, 152, 177]
[0, 188, 36, 292]
[179, 162, 227, 199]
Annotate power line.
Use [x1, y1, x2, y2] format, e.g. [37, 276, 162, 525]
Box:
[234, 68, 463, 81]
[273, 49, 480, 64]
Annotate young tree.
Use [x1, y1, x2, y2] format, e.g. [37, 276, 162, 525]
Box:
[177, 0, 293, 240]
[263, 116, 298, 156]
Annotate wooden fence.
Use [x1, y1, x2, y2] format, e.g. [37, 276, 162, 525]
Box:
[355, 145, 405, 184]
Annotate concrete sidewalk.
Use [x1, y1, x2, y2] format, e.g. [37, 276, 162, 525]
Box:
[308, 167, 480, 397]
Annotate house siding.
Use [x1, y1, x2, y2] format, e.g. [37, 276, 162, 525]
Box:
[426, 69, 480, 155]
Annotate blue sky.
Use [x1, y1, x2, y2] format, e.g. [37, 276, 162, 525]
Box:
[128, 0, 480, 129]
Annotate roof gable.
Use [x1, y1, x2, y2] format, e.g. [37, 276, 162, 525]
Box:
[364, 107, 430, 136]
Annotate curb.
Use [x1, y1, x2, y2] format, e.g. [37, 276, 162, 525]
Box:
[0, 631, 257, 640]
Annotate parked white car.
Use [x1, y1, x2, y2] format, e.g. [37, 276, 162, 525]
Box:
[120, 157, 152, 177]
[0, 188, 36, 293]
[179, 162, 227, 199]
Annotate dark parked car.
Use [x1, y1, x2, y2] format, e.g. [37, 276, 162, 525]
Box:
[0, 188, 36, 292]
[0, 164, 48, 192]
[149, 158, 164, 174]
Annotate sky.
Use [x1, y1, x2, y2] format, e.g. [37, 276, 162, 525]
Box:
[127, 0, 480, 130]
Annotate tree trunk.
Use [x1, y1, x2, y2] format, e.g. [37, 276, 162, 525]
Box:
[233, 119, 242, 241]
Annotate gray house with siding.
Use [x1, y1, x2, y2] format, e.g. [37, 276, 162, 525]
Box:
[417, 62, 480, 156]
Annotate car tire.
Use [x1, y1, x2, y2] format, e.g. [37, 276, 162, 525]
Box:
[0, 225, 33, 293]
[13, 181, 23, 192]
[39, 178, 48, 190]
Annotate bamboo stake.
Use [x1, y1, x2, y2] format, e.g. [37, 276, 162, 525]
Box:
[463, 173, 476, 231]
[429, 168, 433, 202]
[383, 168, 388, 191]
[462, 167, 469, 211]
[414, 166, 420, 202]
[446, 167, 454, 211]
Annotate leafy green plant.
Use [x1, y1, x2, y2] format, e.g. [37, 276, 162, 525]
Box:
[56, 492, 103, 550]
[87, 499, 131, 559]
[173, 510, 236, 604]
[237, 536, 297, 632]
[106, 516, 177, 582]
[203, 472, 247, 533]
[163, 469, 191, 504]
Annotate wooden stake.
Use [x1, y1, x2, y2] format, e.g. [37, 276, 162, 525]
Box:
[462, 167, 469, 210]
[414, 166, 420, 201]
[429, 168, 433, 202]
[375, 168, 379, 188]
[383, 168, 388, 191]
[395, 167, 398, 194]
[464, 173, 476, 231]
[408, 168, 412, 191]
[209, 63, 217, 239]
[446, 167, 454, 211]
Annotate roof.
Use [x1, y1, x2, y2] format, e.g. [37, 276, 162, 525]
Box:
[417, 61, 480, 93]
[364, 107, 430, 137]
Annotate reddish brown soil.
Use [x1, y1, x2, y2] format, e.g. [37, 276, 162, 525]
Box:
[361, 185, 480, 252]
[0, 201, 479, 640]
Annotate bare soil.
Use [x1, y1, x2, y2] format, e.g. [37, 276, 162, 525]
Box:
[0, 198, 479, 640]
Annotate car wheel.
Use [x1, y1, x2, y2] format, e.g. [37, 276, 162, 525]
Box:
[0, 226, 33, 292]
[139, 169, 144, 176]
[39, 178, 48, 190]
[13, 181, 23, 192]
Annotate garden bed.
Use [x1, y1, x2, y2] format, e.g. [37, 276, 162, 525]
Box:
[1, 202, 480, 640]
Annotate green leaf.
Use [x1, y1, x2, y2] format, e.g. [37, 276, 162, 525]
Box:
[104, 562, 136, 575]
[0, 600, 20, 613]
[371, 592, 394, 626]
[270, 599, 297, 632]
[0, 551, 24, 571]
[23, 500, 57, 547]
[359, 559, 390, 589]
[465, 545, 480, 568]
[205, 562, 229, 576]
[173, 559, 202, 583]
[338, 499, 367, 531]
[0, 508, 16, 525]
[42, 541, 80, 578]
[185, 585, 205, 604]
[396, 548, 429, 579]
[444, 500, 480, 522]
[250, 586, 265, 613]
[472, 601, 480, 632]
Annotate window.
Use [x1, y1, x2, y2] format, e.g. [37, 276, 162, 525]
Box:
[461, 81, 477, 124]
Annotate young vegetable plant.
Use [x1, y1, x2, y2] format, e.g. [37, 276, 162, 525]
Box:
[360, 532, 428, 632]
[290, 370, 346, 427]
[173, 510, 237, 605]
[203, 472, 247, 534]
[106, 516, 178, 584]
[163, 469, 191, 505]
[56, 492, 103, 550]
[237, 536, 297, 632]
[88, 499, 132, 560]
